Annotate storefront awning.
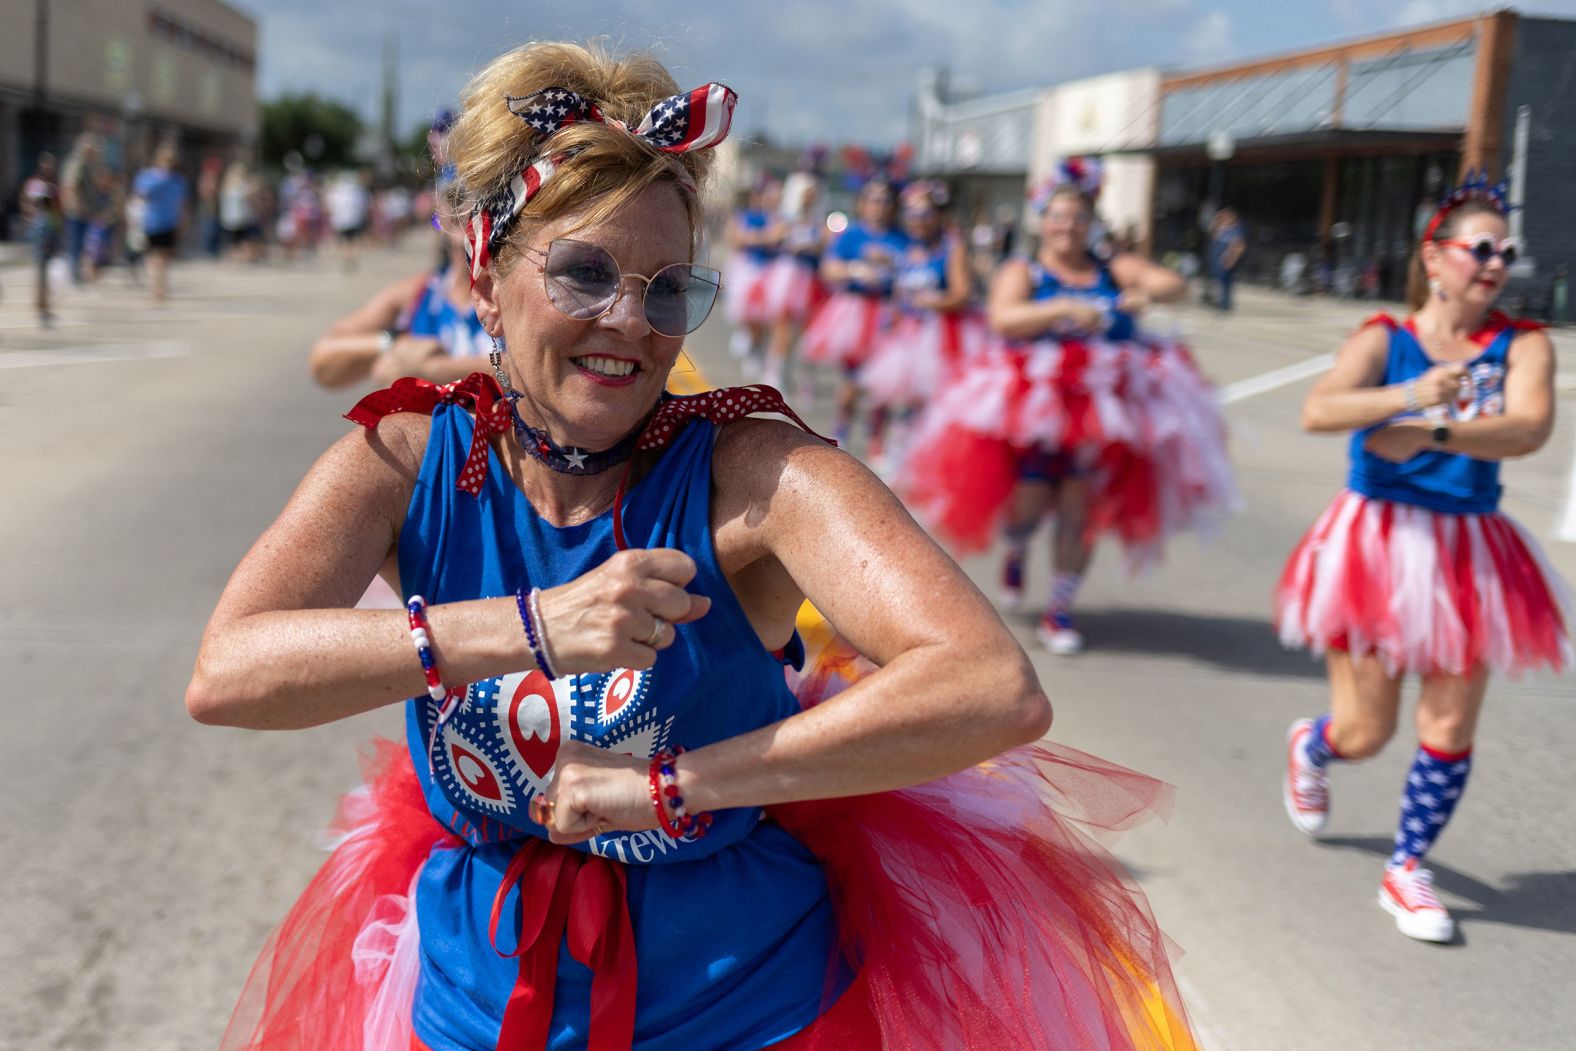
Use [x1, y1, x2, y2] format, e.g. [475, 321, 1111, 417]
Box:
[1113, 127, 1461, 164]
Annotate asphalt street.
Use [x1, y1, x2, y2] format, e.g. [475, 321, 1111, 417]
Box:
[2, 242, 1573, 1050]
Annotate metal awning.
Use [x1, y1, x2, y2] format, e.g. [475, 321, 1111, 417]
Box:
[1112, 127, 1461, 163]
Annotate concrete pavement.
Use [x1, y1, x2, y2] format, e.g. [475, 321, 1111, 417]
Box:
[2, 243, 1573, 1049]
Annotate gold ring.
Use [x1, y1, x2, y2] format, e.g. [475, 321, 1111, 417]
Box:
[647, 618, 668, 647]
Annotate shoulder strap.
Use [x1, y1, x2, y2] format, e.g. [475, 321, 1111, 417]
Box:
[1357, 312, 1401, 333]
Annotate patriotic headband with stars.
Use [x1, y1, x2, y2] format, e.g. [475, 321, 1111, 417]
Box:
[463, 82, 738, 281]
[1028, 156, 1104, 213]
[1423, 168, 1511, 243]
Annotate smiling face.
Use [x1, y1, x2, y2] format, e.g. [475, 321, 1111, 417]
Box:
[474, 179, 694, 451]
[1424, 210, 1510, 310]
[857, 183, 895, 230]
[1039, 190, 1092, 262]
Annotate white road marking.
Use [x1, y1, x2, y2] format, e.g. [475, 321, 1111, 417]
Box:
[0, 341, 187, 369]
[1218, 352, 1337, 404]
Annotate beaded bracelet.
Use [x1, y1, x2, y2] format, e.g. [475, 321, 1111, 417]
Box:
[1403, 378, 1423, 414]
[513, 585, 557, 680]
[406, 596, 463, 731]
[648, 748, 714, 840]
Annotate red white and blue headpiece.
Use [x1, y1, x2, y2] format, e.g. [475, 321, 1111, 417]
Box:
[1028, 156, 1104, 214]
[1423, 168, 1510, 243]
[463, 82, 738, 281]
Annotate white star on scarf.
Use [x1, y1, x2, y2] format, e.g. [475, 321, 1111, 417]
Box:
[563, 448, 589, 470]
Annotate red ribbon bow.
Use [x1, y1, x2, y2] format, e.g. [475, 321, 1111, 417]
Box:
[345, 373, 514, 496]
[489, 839, 636, 1050]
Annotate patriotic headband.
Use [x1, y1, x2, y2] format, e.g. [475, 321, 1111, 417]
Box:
[463, 82, 738, 281]
[1028, 156, 1103, 213]
[1423, 168, 1510, 243]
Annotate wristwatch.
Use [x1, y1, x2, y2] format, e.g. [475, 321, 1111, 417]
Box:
[1431, 424, 1451, 446]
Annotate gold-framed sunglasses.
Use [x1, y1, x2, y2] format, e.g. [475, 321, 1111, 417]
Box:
[522, 238, 723, 337]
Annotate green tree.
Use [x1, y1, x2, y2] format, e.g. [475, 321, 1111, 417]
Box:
[260, 93, 365, 170]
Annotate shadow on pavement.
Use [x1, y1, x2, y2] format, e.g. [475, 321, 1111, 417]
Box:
[1316, 835, 1576, 937]
[1026, 608, 1327, 679]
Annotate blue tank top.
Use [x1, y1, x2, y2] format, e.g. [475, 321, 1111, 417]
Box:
[782, 218, 823, 267]
[400, 407, 841, 1049]
[1347, 322, 1513, 514]
[1027, 260, 1136, 341]
[892, 237, 951, 316]
[736, 209, 778, 264]
[405, 270, 490, 359]
[830, 222, 908, 297]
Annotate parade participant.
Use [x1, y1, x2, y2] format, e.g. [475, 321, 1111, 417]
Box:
[858, 179, 978, 469]
[800, 178, 906, 451]
[723, 181, 782, 372]
[309, 201, 490, 389]
[19, 152, 62, 327]
[196, 42, 1195, 1050]
[758, 171, 826, 392]
[902, 159, 1235, 655]
[1278, 173, 1570, 943]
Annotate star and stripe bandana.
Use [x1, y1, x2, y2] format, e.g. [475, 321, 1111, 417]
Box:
[464, 82, 738, 282]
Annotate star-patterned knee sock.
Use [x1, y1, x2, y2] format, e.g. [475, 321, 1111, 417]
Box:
[1302, 713, 1343, 769]
[1390, 743, 1472, 869]
[1047, 570, 1083, 615]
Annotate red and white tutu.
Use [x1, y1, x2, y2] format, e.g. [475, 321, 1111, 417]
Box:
[799, 291, 891, 369]
[899, 336, 1238, 567]
[859, 309, 987, 409]
[725, 254, 774, 328]
[759, 256, 823, 325]
[221, 639, 1198, 1050]
[1275, 489, 1574, 677]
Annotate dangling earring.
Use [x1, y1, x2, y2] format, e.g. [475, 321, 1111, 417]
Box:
[1428, 275, 1445, 301]
[489, 335, 520, 396]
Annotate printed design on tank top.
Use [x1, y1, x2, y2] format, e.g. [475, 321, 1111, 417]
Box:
[428, 664, 673, 819]
[1450, 362, 1506, 421]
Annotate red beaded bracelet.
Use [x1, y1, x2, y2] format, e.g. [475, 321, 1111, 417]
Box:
[648, 748, 713, 840]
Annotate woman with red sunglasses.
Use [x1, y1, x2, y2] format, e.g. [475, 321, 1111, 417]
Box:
[1278, 174, 1570, 943]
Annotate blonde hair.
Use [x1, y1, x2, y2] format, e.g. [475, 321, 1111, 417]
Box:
[445, 42, 713, 271]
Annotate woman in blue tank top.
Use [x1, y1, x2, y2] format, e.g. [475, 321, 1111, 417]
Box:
[1277, 182, 1571, 945]
[194, 44, 1198, 1051]
[901, 165, 1235, 659]
[309, 200, 491, 390]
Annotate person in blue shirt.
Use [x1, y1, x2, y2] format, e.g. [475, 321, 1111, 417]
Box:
[132, 142, 188, 304]
[194, 43, 1196, 1051]
[724, 182, 783, 373]
[1208, 207, 1244, 311]
[1278, 182, 1569, 943]
[801, 179, 907, 451]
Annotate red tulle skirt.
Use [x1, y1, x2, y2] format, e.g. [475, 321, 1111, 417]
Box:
[898, 337, 1238, 567]
[1276, 489, 1574, 677]
[222, 643, 1196, 1049]
[799, 292, 891, 369]
[859, 310, 987, 409]
[726, 255, 774, 328]
[759, 257, 824, 325]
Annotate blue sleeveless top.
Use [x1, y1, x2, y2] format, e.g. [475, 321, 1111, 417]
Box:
[782, 218, 822, 268]
[400, 406, 841, 1050]
[1027, 259, 1136, 341]
[829, 222, 908, 297]
[892, 237, 952, 316]
[405, 270, 490, 359]
[1348, 322, 1513, 515]
[736, 209, 778, 264]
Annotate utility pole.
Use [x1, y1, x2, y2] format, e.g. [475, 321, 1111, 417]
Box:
[379, 30, 398, 179]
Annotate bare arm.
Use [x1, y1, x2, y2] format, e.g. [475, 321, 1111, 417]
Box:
[1109, 252, 1186, 303]
[913, 236, 972, 313]
[1302, 325, 1467, 433]
[1367, 330, 1557, 462]
[308, 273, 428, 389]
[986, 260, 1102, 339]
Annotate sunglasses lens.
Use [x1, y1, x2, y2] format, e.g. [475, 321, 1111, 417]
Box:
[646, 264, 721, 337]
[1500, 241, 1519, 267]
[543, 240, 619, 319]
[1469, 239, 1496, 264]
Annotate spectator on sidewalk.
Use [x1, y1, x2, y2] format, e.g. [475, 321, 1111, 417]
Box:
[1209, 207, 1245, 312]
[59, 133, 106, 284]
[219, 159, 263, 263]
[20, 152, 63, 327]
[132, 143, 189, 304]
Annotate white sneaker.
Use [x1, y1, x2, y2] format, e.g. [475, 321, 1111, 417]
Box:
[1283, 719, 1330, 835]
[1036, 610, 1084, 655]
[1379, 859, 1455, 943]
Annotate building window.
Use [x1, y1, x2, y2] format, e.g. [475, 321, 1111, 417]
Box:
[147, 9, 255, 73]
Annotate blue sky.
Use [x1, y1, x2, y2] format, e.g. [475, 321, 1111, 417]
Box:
[236, 1, 1576, 147]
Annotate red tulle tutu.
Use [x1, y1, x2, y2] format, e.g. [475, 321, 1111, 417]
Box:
[1276, 489, 1574, 677]
[725, 255, 774, 328]
[859, 310, 986, 408]
[759, 256, 823, 325]
[898, 337, 1238, 567]
[223, 629, 1196, 1050]
[799, 291, 890, 368]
